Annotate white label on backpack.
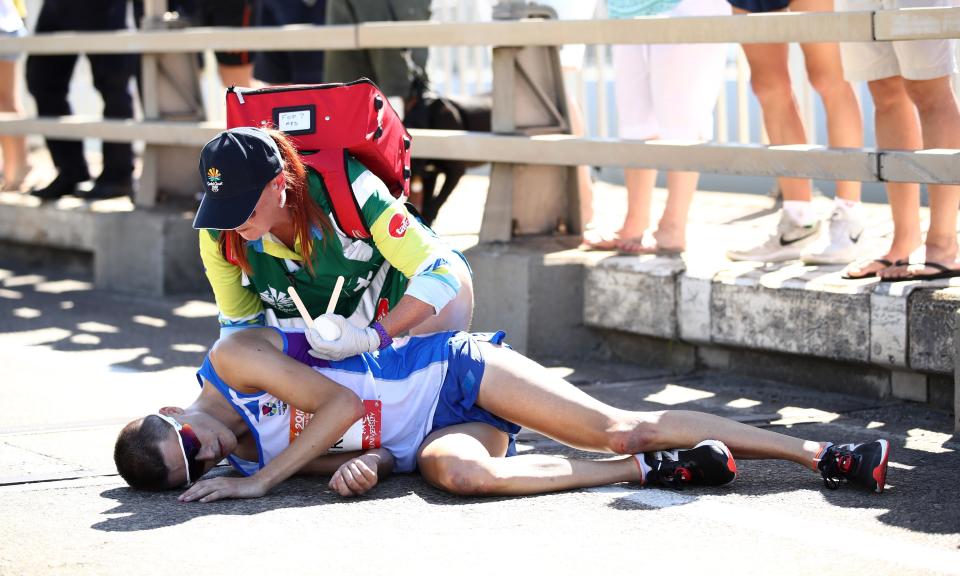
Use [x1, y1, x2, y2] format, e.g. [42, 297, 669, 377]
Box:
[278, 110, 312, 133]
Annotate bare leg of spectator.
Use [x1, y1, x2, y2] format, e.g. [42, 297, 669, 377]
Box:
[0, 59, 29, 191]
[568, 94, 606, 249]
[847, 76, 923, 278]
[794, 0, 862, 203]
[218, 63, 255, 89]
[882, 75, 960, 279]
[738, 29, 812, 204]
[616, 168, 657, 251]
[847, 76, 922, 279]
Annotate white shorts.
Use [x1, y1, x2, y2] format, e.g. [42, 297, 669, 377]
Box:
[538, 0, 599, 69]
[837, 0, 958, 82]
[612, 0, 730, 140]
[0, 27, 24, 62]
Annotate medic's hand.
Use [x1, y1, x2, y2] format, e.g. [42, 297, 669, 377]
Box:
[178, 475, 267, 503]
[328, 454, 381, 497]
[305, 314, 379, 361]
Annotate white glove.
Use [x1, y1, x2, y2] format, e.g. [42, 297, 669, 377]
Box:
[305, 314, 380, 361]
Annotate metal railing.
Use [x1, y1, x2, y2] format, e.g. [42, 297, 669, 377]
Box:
[2, 7, 960, 202]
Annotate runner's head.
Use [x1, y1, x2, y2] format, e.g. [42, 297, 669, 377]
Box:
[114, 411, 236, 490]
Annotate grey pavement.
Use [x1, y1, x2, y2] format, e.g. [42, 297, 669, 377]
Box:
[0, 255, 959, 576]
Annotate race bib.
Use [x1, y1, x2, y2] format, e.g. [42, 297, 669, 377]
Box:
[290, 400, 382, 451]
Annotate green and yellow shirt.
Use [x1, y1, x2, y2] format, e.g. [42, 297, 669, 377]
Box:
[199, 156, 463, 333]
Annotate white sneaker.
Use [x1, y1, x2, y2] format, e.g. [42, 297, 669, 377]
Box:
[726, 211, 821, 263]
[801, 208, 866, 265]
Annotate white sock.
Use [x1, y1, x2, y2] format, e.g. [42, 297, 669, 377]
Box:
[783, 201, 818, 227]
[634, 454, 653, 484]
[813, 442, 834, 465]
[834, 197, 863, 219]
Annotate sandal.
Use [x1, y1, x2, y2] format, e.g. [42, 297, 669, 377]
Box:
[578, 225, 619, 251]
[842, 258, 894, 280]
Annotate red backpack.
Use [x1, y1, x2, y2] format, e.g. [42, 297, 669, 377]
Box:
[225, 78, 412, 240]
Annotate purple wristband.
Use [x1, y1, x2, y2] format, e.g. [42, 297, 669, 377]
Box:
[371, 321, 393, 350]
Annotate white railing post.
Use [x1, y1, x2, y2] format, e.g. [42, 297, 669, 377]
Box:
[138, 0, 167, 208]
[137, 1, 206, 209]
[480, 1, 579, 242]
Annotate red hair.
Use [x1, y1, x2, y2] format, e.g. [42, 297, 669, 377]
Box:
[218, 129, 334, 276]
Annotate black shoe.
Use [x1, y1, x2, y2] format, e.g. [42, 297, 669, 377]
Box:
[30, 174, 85, 200]
[640, 439, 737, 489]
[84, 179, 134, 200]
[818, 439, 889, 493]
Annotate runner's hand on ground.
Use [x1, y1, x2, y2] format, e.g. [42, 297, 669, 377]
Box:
[329, 454, 380, 497]
[178, 476, 267, 503]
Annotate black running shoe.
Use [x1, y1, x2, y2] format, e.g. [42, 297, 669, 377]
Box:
[640, 439, 737, 489]
[817, 439, 889, 493]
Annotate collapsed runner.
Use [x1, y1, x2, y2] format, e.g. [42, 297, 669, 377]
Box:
[114, 326, 889, 502]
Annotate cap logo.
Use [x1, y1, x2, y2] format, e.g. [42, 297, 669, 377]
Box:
[206, 167, 223, 193]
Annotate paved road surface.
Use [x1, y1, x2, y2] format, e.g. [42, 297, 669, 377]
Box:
[0, 257, 957, 576]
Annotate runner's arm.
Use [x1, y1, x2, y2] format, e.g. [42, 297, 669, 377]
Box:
[182, 329, 364, 501]
[301, 448, 396, 497]
[297, 448, 395, 477]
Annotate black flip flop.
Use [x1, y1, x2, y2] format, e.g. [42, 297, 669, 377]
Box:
[842, 258, 894, 280]
[881, 261, 960, 282]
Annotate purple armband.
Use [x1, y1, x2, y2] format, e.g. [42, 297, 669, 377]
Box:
[371, 321, 393, 350]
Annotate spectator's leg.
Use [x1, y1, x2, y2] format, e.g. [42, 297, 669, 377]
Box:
[88, 53, 135, 185]
[611, 44, 657, 251]
[323, 0, 376, 85]
[568, 93, 597, 240]
[794, 0, 863, 203]
[646, 28, 729, 253]
[25, 4, 88, 184]
[335, 0, 429, 100]
[218, 64, 255, 88]
[214, 0, 258, 88]
[0, 58, 29, 191]
[613, 169, 659, 254]
[736, 8, 812, 202]
[283, 1, 326, 86]
[851, 77, 924, 279]
[897, 75, 960, 276]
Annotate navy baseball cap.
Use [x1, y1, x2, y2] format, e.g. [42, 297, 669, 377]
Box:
[192, 127, 283, 230]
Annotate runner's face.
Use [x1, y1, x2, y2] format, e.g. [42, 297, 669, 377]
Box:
[234, 179, 283, 241]
[160, 413, 238, 487]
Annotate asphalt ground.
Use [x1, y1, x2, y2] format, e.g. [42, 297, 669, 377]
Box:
[0, 254, 958, 576]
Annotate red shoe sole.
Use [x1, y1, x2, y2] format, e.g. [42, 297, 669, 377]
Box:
[872, 439, 890, 494]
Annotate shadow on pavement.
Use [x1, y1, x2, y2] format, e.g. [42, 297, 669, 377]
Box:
[0, 256, 218, 372]
[93, 471, 416, 532]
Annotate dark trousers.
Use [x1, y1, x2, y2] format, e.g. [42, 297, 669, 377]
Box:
[323, 0, 430, 98]
[26, 0, 136, 183]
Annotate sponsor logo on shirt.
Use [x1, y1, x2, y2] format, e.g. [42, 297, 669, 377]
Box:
[375, 297, 390, 322]
[259, 286, 297, 314]
[261, 400, 288, 417]
[388, 213, 409, 238]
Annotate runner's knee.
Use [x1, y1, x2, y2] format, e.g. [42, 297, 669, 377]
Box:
[424, 456, 499, 496]
[606, 414, 663, 454]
